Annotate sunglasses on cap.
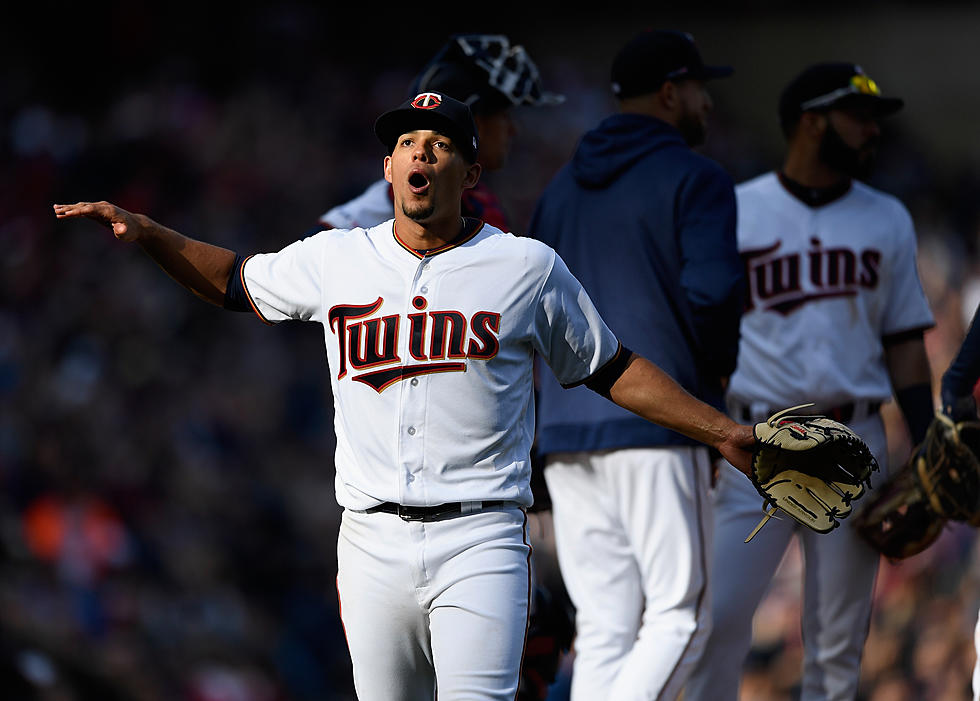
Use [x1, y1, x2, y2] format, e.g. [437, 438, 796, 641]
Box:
[800, 73, 881, 111]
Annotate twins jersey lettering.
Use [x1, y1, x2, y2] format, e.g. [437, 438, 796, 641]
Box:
[728, 172, 934, 410]
[241, 219, 619, 510]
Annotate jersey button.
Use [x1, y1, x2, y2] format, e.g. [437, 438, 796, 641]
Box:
[410, 378, 419, 386]
[407, 426, 416, 435]
[420, 286, 428, 293]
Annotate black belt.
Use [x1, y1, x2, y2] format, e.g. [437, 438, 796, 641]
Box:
[736, 401, 882, 425]
[365, 500, 508, 522]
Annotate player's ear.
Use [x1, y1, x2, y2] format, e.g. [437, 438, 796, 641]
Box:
[383, 155, 393, 184]
[800, 111, 827, 140]
[462, 161, 482, 190]
[657, 80, 678, 111]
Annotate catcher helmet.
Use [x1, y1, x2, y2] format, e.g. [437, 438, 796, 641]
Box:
[411, 34, 565, 115]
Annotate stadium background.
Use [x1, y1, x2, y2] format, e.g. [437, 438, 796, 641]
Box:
[3, 1, 980, 698]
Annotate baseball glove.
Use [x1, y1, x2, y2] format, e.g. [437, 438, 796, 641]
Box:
[852, 455, 946, 560]
[916, 412, 980, 524]
[744, 404, 879, 543]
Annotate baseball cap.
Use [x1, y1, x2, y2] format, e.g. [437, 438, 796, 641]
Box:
[412, 34, 565, 114]
[610, 29, 733, 99]
[374, 92, 479, 163]
[779, 62, 904, 130]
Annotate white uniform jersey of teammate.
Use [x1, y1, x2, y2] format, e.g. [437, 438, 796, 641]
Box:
[240, 218, 619, 700]
[685, 172, 934, 701]
[317, 179, 392, 230]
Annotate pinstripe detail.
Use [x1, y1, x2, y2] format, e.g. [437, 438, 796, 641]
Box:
[657, 447, 711, 700]
[513, 509, 532, 701]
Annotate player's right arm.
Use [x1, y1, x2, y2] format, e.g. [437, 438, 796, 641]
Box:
[53, 201, 236, 307]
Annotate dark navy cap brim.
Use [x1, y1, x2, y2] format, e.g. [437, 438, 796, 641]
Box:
[374, 100, 479, 163]
[834, 93, 905, 116]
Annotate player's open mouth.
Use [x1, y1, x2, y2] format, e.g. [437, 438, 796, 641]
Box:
[408, 171, 430, 194]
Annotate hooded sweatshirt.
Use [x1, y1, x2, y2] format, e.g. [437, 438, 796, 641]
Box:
[530, 113, 745, 452]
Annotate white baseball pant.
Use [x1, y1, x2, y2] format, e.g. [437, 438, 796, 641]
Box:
[545, 445, 713, 701]
[685, 413, 888, 701]
[336, 505, 531, 700]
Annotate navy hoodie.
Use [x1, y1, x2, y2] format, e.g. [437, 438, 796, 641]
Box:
[530, 113, 745, 453]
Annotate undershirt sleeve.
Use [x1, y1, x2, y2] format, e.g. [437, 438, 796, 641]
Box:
[223, 253, 251, 312]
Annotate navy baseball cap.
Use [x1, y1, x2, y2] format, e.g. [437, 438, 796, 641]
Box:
[779, 62, 904, 131]
[375, 92, 479, 163]
[611, 29, 733, 99]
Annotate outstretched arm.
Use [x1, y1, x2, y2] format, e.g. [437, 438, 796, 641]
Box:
[607, 353, 756, 474]
[53, 201, 236, 306]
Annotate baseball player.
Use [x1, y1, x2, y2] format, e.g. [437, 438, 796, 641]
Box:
[316, 34, 563, 233]
[684, 62, 936, 700]
[936, 303, 980, 700]
[528, 30, 743, 701]
[54, 92, 759, 701]
[313, 34, 572, 699]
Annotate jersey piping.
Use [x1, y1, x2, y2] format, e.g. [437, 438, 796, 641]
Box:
[238, 254, 275, 326]
[393, 218, 484, 258]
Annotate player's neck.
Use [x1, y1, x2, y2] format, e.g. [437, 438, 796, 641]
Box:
[394, 213, 466, 252]
[781, 151, 849, 190]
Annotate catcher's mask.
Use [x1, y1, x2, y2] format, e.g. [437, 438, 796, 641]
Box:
[412, 34, 565, 114]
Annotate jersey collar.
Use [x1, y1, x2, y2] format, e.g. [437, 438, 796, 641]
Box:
[777, 171, 852, 208]
[393, 217, 484, 259]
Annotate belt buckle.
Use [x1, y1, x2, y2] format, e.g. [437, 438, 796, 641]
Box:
[397, 505, 426, 522]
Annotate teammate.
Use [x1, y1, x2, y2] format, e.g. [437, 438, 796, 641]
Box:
[937, 303, 980, 700]
[943, 304, 980, 423]
[684, 62, 936, 700]
[54, 92, 760, 701]
[314, 33, 571, 699]
[316, 33, 563, 233]
[528, 29, 743, 700]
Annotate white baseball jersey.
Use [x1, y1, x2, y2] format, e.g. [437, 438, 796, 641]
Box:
[728, 172, 934, 411]
[240, 219, 619, 510]
[687, 172, 934, 701]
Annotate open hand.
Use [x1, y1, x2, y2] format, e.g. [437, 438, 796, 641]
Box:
[53, 201, 144, 243]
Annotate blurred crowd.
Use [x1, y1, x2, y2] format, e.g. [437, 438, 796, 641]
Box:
[3, 4, 980, 700]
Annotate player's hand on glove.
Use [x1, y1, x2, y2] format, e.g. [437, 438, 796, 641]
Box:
[53, 201, 146, 243]
[715, 423, 757, 477]
[744, 404, 878, 542]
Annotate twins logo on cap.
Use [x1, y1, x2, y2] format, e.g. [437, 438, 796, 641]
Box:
[375, 91, 479, 162]
[411, 92, 443, 109]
